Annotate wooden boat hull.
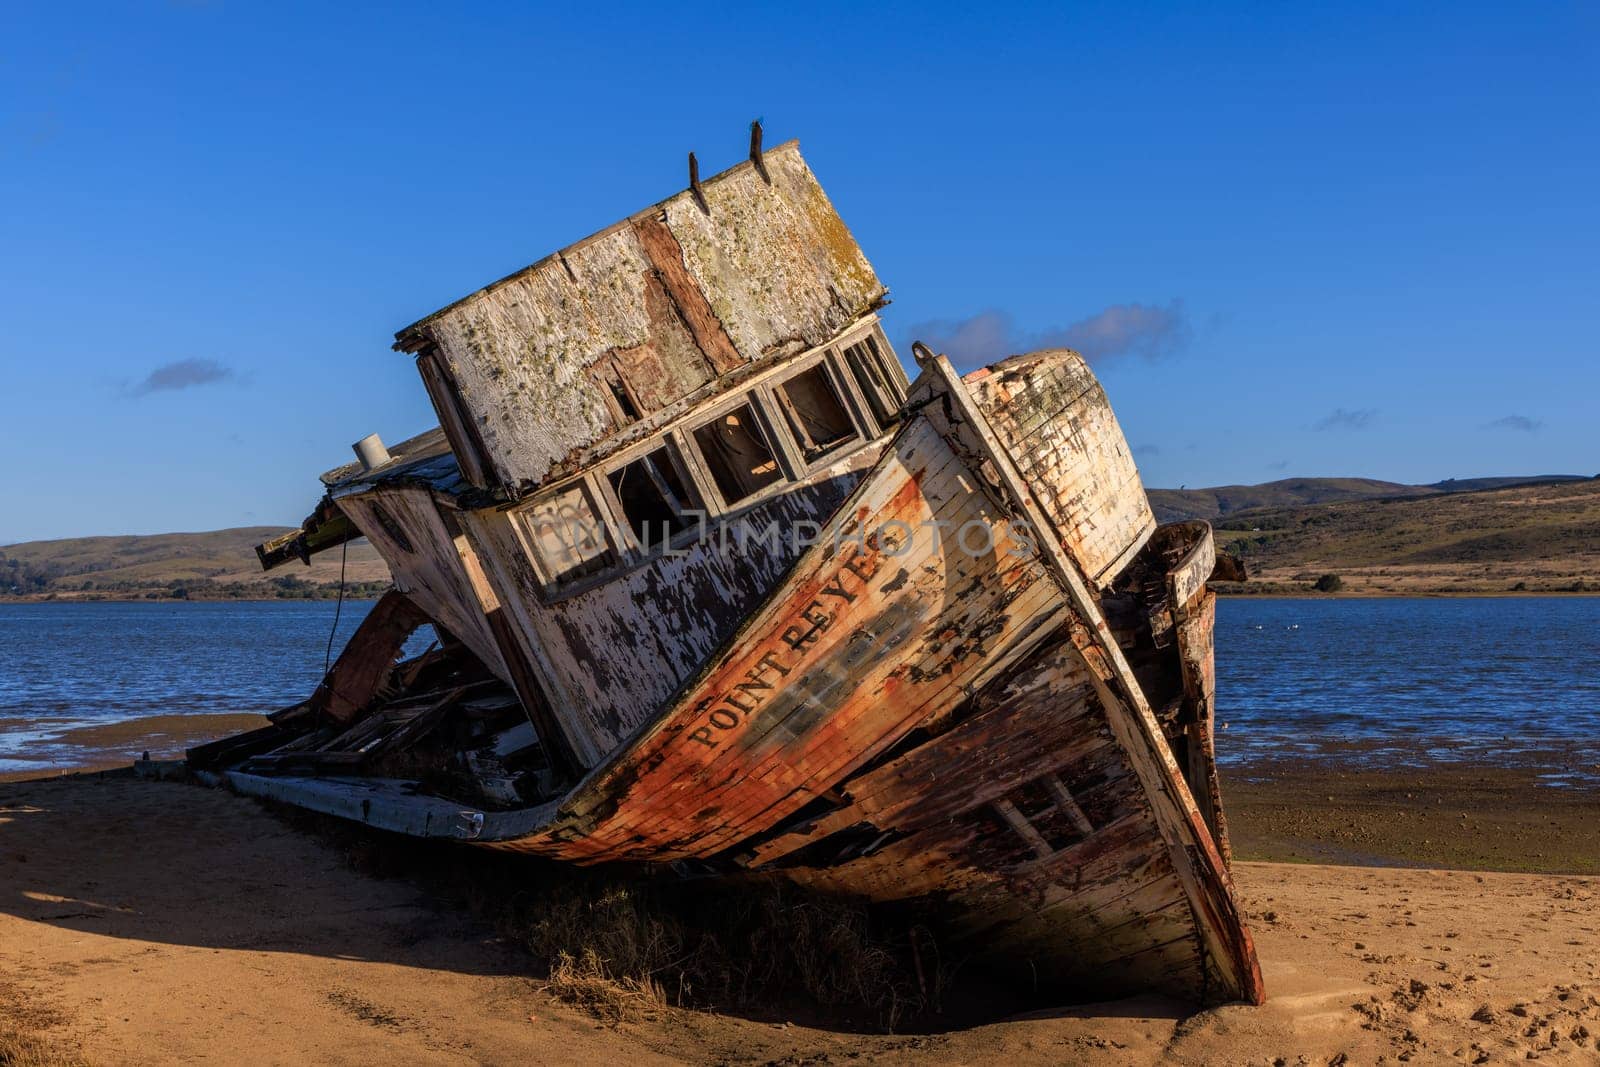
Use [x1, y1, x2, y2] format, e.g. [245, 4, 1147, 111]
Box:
[209, 349, 1261, 1005]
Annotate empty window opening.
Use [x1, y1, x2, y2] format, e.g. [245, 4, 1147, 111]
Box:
[842, 335, 904, 428]
[775, 364, 858, 462]
[607, 378, 641, 422]
[590, 358, 642, 427]
[1005, 774, 1093, 854]
[520, 485, 615, 586]
[608, 446, 699, 546]
[693, 403, 783, 506]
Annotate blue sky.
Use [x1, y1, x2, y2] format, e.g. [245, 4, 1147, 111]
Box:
[2, 2, 1595, 543]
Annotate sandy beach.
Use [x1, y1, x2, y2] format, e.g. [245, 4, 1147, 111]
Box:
[1, 766, 1596, 1065]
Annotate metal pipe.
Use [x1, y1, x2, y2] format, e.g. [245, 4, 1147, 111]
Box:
[353, 433, 391, 471]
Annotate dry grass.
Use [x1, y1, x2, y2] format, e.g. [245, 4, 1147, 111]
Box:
[455, 861, 943, 1030]
[0, 1027, 89, 1067]
[296, 809, 950, 1030]
[0, 977, 86, 1067]
[509, 878, 935, 1026]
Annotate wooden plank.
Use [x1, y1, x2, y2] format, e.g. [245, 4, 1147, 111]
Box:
[1044, 774, 1096, 836]
[1176, 589, 1231, 863]
[223, 773, 489, 840]
[255, 499, 361, 572]
[309, 590, 429, 724]
[373, 686, 467, 755]
[416, 348, 491, 489]
[632, 214, 743, 375]
[186, 723, 297, 770]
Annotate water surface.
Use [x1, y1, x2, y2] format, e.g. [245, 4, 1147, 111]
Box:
[2, 596, 1596, 775]
[1216, 596, 1600, 774]
[0, 601, 412, 770]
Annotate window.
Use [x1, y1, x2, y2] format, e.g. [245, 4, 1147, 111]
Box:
[773, 363, 859, 462]
[692, 402, 783, 506]
[520, 484, 615, 586]
[841, 334, 905, 428]
[607, 445, 700, 547]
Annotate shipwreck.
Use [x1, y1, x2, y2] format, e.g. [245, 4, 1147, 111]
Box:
[193, 128, 1263, 1005]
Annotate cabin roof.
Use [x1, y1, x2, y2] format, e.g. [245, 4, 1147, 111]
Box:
[391, 140, 843, 351]
[320, 426, 467, 498]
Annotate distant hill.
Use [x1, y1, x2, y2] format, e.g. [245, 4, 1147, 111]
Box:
[1211, 476, 1600, 595]
[0, 527, 391, 600]
[1148, 474, 1589, 524]
[5, 472, 1596, 601]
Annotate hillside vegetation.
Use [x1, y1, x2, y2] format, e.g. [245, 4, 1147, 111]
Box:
[0, 527, 390, 600]
[1214, 477, 1600, 595]
[4, 473, 1596, 601]
[1148, 478, 1417, 522]
[1148, 474, 1587, 523]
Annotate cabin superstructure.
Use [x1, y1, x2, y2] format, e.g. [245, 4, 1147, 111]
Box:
[394, 138, 890, 494]
[225, 134, 1262, 1006]
[263, 140, 910, 772]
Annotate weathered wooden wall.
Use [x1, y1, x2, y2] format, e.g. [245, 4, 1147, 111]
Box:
[459, 449, 881, 768]
[336, 486, 509, 681]
[398, 142, 887, 493]
[965, 350, 1155, 586]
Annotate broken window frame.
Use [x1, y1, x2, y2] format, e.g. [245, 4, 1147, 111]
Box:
[518, 319, 905, 601]
[765, 357, 865, 466]
[686, 394, 794, 513]
[596, 438, 706, 558]
[515, 477, 622, 594]
[836, 326, 909, 430]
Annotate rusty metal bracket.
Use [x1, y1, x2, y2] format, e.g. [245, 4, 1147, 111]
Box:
[749, 119, 770, 183]
[688, 151, 709, 214]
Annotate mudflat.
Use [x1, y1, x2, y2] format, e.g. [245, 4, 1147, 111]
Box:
[1226, 760, 1600, 875]
[0, 713, 270, 783]
[2, 770, 1597, 1065]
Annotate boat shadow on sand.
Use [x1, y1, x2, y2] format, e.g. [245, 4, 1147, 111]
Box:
[0, 770, 1207, 1035]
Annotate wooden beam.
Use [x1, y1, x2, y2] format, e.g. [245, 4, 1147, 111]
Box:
[255, 498, 361, 571]
[309, 590, 430, 724]
[993, 798, 1053, 859]
[1044, 774, 1095, 837]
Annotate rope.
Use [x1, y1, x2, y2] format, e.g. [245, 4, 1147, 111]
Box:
[323, 537, 349, 677]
